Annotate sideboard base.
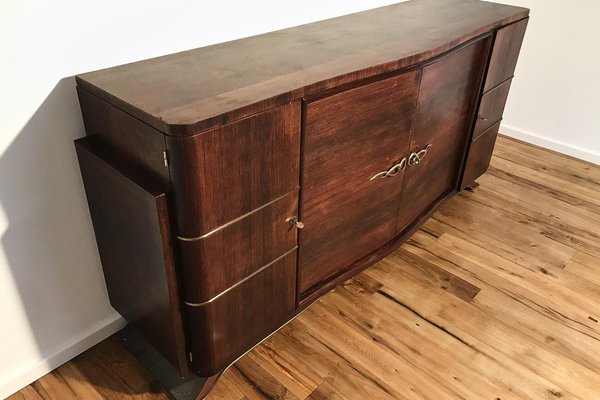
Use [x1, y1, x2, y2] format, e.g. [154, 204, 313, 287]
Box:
[115, 326, 222, 400]
[464, 181, 481, 191]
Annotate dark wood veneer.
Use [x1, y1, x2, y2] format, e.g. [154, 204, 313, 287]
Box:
[179, 192, 298, 304]
[167, 103, 300, 238]
[77, 88, 170, 184]
[484, 18, 528, 92]
[186, 251, 297, 377]
[462, 121, 503, 188]
[299, 71, 420, 295]
[396, 38, 490, 232]
[73, 3, 528, 398]
[75, 137, 188, 375]
[474, 78, 512, 139]
[76, 0, 528, 136]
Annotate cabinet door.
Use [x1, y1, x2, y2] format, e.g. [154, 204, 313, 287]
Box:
[299, 71, 420, 296]
[396, 39, 490, 232]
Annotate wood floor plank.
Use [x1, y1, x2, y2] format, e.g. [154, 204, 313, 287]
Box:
[298, 303, 454, 400]
[478, 174, 600, 257]
[11, 139, 600, 400]
[402, 231, 600, 375]
[46, 363, 104, 400]
[368, 252, 600, 399]
[434, 192, 577, 270]
[494, 136, 600, 191]
[364, 258, 586, 399]
[337, 277, 575, 400]
[223, 355, 300, 400]
[489, 156, 600, 212]
[565, 251, 600, 286]
[413, 222, 600, 339]
[7, 385, 45, 400]
[205, 375, 245, 400]
[321, 284, 526, 400]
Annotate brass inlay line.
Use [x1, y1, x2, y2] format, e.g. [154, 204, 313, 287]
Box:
[177, 188, 299, 242]
[184, 246, 298, 307]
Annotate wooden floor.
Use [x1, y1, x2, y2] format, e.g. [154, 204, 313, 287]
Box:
[10, 136, 600, 400]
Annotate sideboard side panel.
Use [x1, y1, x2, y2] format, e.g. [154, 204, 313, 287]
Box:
[77, 87, 170, 185]
[75, 137, 189, 374]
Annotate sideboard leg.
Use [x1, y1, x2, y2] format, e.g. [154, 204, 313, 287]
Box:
[116, 325, 224, 400]
[464, 181, 480, 192]
[195, 371, 223, 399]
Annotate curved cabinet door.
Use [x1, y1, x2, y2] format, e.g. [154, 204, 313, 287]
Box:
[299, 71, 420, 297]
[396, 39, 491, 232]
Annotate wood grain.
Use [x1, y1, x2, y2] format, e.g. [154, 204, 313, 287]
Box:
[77, 88, 170, 185]
[483, 18, 529, 92]
[76, 0, 529, 136]
[23, 136, 600, 399]
[299, 70, 420, 295]
[395, 39, 488, 232]
[75, 137, 188, 374]
[167, 102, 300, 237]
[474, 78, 512, 139]
[178, 191, 298, 304]
[186, 250, 297, 376]
[461, 121, 501, 188]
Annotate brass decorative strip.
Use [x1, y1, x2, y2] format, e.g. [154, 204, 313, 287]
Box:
[177, 188, 299, 242]
[183, 246, 298, 307]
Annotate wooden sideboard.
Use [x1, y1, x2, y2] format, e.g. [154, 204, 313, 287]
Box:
[74, 1, 528, 397]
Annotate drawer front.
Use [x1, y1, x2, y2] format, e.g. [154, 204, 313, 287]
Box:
[178, 191, 298, 304]
[397, 39, 489, 232]
[474, 79, 512, 139]
[186, 250, 297, 376]
[299, 71, 420, 296]
[484, 18, 528, 92]
[167, 102, 301, 238]
[461, 121, 501, 188]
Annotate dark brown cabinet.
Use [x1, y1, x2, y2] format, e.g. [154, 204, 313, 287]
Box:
[74, 1, 528, 398]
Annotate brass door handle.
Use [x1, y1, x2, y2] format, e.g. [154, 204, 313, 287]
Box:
[370, 158, 407, 181]
[287, 216, 304, 230]
[408, 144, 432, 166]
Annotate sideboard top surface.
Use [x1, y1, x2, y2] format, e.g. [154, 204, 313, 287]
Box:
[76, 0, 528, 136]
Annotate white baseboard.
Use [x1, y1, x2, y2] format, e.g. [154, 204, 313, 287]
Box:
[0, 315, 126, 399]
[500, 124, 600, 165]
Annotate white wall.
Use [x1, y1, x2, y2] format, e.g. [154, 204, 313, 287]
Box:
[498, 0, 600, 164]
[0, 0, 403, 397]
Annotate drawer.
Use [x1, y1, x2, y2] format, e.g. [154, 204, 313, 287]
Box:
[474, 79, 512, 139]
[484, 18, 528, 92]
[186, 249, 297, 376]
[461, 121, 501, 188]
[178, 191, 299, 304]
[167, 102, 301, 238]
